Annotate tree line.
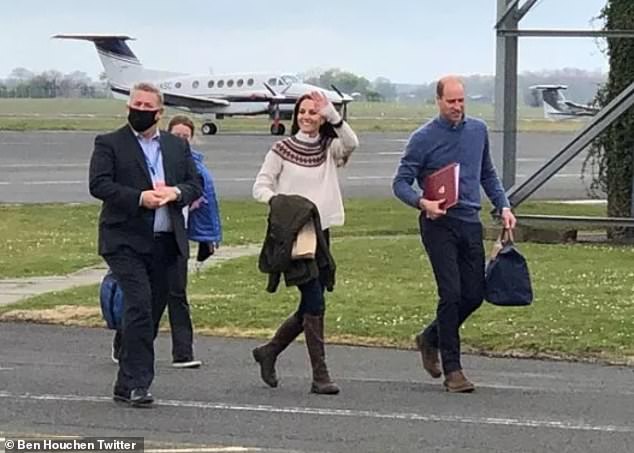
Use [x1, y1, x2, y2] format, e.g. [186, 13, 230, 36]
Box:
[0, 67, 108, 98]
[1, 66, 604, 105]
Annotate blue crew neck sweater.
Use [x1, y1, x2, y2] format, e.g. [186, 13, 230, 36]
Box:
[392, 115, 509, 223]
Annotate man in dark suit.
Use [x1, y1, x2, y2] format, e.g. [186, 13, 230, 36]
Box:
[89, 82, 201, 407]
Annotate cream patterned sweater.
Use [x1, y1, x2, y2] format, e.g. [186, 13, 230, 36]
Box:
[252, 106, 359, 229]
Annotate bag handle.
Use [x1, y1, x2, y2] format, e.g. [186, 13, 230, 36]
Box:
[498, 227, 514, 245]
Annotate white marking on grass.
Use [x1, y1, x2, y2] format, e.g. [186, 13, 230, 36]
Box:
[0, 391, 631, 434]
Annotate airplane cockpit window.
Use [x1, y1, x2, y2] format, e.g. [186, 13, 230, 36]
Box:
[267, 78, 277, 86]
[237, 79, 244, 87]
[247, 78, 254, 86]
[227, 80, 234, 88]
[175, 82, 182, 89]
[208, 80, 215, 88]
[281, 75, 299, 85]
[217, 80, 224, 88]
[192, 81, 199, 89]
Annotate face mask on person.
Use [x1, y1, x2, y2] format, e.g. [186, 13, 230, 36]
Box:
[128, 108, 159, 132]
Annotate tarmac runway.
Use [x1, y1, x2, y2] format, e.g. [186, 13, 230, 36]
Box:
[1, 323, 633, 453]
[0, 130, 598, 203]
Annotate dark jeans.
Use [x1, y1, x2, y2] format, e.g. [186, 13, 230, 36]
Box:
[419, 215, 485, 374]
[296, 229, 329, 318]
[104, 233, 180, 393]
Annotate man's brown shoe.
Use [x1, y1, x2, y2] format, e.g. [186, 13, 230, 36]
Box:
[443, 370, 475, 393]
[415, 333, 441, 379]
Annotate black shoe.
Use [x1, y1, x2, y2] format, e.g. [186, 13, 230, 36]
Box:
[113, 387, 154, 408]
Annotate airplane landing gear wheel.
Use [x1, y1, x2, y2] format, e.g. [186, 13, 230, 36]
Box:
[201, 122, 218, 135]
[270, 123, 285, 136]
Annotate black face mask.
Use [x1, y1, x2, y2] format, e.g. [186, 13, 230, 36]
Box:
[128, 108, 159, 132]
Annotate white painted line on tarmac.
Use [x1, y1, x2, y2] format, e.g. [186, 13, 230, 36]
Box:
[146, 448, 256, 452]
[2, 163, 87, 168]
[378, 151, 404, 155]
[215, 178, 255, 182]
[0, 391, 631, 434]
[516, 174, 580, 179]
[347, 176, 392, 180]
[351, 160, 398, 164]
[23, 180, 84, 185]
[0, 182, 9, 185]
[0, 142, 66, 146]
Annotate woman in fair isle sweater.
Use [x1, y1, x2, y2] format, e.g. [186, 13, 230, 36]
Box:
[252, 91, 359, 395]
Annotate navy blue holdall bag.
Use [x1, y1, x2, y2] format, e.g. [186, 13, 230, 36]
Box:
[485, 229, 533, 307]
[99, 270, 124, 330]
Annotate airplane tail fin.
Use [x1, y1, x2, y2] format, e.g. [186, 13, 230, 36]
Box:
[540, 89, 566, 120]
[53, 34, 181, 92]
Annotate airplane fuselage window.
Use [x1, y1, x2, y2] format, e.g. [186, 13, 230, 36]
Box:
[175, 82, 182, 89]
[192, 81, 199, 89]
[208, 80, 214, 88]
[237, 79, 244, 87]
[268, 78, 277, 86]
[217, 80, 224, 88]
[227, 80, 234, 88]
[247, 78, 254, 86]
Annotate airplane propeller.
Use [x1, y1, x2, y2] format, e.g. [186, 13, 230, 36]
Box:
[330, 84, 351, 120]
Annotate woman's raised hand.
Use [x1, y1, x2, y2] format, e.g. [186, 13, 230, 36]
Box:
[310, 90, 330, 112]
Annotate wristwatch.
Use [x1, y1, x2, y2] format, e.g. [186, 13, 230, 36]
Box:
[173, 186, 182, 201]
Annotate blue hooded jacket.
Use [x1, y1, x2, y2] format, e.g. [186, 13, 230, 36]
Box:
[188, 149, 222, 244]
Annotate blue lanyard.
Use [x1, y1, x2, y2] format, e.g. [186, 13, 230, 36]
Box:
[144, 149, 161, 178]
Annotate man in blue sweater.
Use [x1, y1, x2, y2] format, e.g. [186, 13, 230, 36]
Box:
[393, 75, 516, 393]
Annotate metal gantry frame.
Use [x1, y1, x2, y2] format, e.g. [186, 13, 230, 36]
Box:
[494, 0, 634, 226]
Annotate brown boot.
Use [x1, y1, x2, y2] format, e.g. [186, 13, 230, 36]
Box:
[303, 314, 340, 395]
[415, 333, 442, 379]
[252, 313, 303, 387]
[443, 370, 475, 393]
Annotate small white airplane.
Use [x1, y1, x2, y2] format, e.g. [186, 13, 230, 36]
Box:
[53, 34, 353, 135]
[530, 85, 599, 120]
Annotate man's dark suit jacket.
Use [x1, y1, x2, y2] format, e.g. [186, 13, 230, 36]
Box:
[89, 125, 202, 258]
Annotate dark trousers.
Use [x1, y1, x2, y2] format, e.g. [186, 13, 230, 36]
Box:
[104, 233, 180, 393]
[419, 215, 485, 374]
[296, 229, 330, 318]
[151, 251, 194, 362]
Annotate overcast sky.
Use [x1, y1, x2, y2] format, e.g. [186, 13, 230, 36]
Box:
[0, 0, 608, 83]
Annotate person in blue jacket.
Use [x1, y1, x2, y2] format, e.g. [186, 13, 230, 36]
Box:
[168, 116, 223, 260]
[144, 115, 221, 367]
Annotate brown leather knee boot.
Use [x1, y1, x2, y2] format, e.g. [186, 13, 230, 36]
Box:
[252, 313, 303, 387]
[303, 314, 339, 395]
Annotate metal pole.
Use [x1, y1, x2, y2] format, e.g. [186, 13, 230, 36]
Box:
[515, 0, 540, 21]
[494, 0, 518, 190]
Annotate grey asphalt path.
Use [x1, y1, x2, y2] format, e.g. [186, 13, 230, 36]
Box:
[0, 245, 260, 306]
[0, 130, 598, 203]
[1, 322, 633, 453]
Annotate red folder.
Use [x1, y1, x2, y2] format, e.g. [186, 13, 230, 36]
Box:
[423, 162, 460, 209]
